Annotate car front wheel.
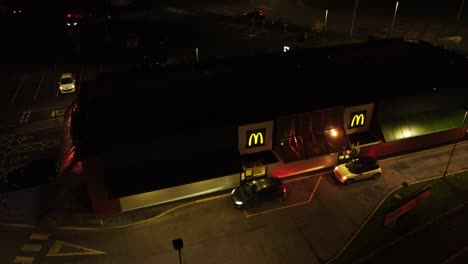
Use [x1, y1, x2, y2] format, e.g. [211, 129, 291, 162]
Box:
[345, 179, 354, 185]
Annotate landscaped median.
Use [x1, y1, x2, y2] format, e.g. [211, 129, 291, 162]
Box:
[329, 170, 468, 264]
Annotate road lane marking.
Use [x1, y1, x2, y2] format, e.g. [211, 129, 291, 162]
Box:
[30, 106, 65, 112]
[22, 244, 42, 252]
[34, 72, 46, 101]
[29, 233, 50, 240]
[13, 256, 35, 263]
[47, 240, 107, 256]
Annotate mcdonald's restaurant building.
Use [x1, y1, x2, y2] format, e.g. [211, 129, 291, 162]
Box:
[69, 89, 467, 220]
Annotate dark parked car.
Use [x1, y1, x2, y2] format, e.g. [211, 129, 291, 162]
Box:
[230, 177, 286, 209]
[242, 10, 266, 22]
[0, 158, 58, 193]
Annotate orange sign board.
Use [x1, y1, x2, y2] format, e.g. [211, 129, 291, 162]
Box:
[384, 186, 432, 225]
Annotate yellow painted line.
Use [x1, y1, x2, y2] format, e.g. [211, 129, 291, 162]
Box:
[0, 223, 34, 228]
[46, 240, 106, 256]
[284, 174, 315, 183]
[245, 175, 323, 218]
[22, 244, 42, 252]
[29, 233, 49, 240]
[13, 256, 35, 263]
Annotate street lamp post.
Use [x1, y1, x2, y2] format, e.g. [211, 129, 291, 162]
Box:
[324, 9, 329, 33]
[390, 1, 399, 38]
[350, 0, 359, 38]
[172, 238, 184, 264]
[457, 0, 465, 22]
[443, 109, 468, 177]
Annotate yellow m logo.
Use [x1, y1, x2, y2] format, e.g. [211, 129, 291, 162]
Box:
[350, 114, 365, 127]
[248, 132, 264, 147]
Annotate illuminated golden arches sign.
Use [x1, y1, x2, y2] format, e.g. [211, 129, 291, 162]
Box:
[349, 111, 367, 128]
[247, 128, 266, 148]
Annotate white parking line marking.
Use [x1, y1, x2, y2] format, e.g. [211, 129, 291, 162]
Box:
[22, 244, 42, 252]
[79, 66, 84, 81]
[34, 72, 46, 101]
[29, 233, 50, 240]
[11, 74, 24, 104]
[13, 256, 35, 263]
[47, 240, 107, 256]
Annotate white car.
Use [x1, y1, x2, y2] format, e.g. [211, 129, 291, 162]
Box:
[58, 73, 76, 93]
[333, 156, 382, 184]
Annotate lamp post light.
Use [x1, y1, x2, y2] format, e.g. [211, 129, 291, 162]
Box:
[172, 238, 184, 264]
[443, 109, 468, 178]
[350, 0, 359, 38]
[390, 1, 399, 38]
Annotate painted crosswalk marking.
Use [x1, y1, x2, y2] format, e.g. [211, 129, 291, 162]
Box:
[47, 240, 107, 256]
[29, 233, 50, 240]
[13, 256, 35, 263]
[19, 110, 31, 124]
[22, 244, 42, 252]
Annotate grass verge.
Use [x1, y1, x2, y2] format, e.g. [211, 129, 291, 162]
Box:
[333, 170, 468, 263]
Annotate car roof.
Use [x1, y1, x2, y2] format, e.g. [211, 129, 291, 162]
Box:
[253, 177, 282, 189]
[61, 73, 74, 78]
[352, 156, 379, 165]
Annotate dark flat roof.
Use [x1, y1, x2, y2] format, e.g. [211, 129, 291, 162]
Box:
[75, 38, 468, 146]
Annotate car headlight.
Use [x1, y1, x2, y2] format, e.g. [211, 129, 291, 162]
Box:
[231, 189, 235, 194]
[342, 176, 347, 180]
[235, 201, 243, 205]
[334, 166, 338, 171]
[59, 86, 63, 90]
[72, 84, 75, 88]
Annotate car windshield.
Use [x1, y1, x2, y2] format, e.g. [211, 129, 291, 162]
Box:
[240, 181, 258, 197]
[345, 159, 362, 174]
[61, 77, 73, 84]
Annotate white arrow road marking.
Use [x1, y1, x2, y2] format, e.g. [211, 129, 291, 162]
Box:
[50, 109, 65, 117]
[47, 240, 107, 256]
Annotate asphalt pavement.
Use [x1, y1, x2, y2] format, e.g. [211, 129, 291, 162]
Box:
[0, 140, 467, 263]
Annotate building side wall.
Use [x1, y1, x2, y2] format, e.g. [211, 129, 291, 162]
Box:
[269, 153, 339, 178]
[119, 173, 240, 212]
[359, 127, 463, 158]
